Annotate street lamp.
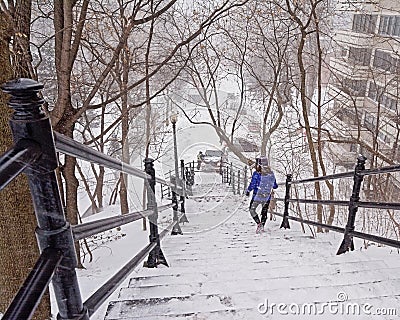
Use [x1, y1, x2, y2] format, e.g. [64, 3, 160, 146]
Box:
[170, 112, 184, 234]
[170, 112, 179, 181]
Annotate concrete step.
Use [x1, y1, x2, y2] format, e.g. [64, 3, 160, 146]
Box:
[103, 186, 400, 320]
[105, 285, 400, 319]
[136, 257, 389, 278]
[119, 267, 400, 300]
[128, 265, 399, 289]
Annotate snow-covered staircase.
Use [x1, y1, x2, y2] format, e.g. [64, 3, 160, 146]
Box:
[104, 173, 400, 319]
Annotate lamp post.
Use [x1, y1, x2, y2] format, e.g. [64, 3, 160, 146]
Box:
[170, 112, 183, 234]
[170, 113, 179, 182]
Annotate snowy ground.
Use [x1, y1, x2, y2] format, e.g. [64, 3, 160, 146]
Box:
[48, 171, 400, 319]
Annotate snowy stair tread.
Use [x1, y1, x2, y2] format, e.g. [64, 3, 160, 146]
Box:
[104, 188, 400, 319]
[106, 289, 400, 319]
[119, 276, 400, 301]
[126, 266, 400, 292]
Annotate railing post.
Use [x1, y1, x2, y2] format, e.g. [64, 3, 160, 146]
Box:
[232, 171, 236, 195]
[179, 159, 189, 223]
[144, 158, 168, 267]
[229, 162, 233, 185]
[171, 176, 183, 235]
[243, 166, 247, 194]
[180, 159, 185, 183]
[185, 167, 193, 196]
[237, 169, 240, 194]
[280, 174, 292, 229]
[1, 78, 89, 319]
[337, 155, 367, 255]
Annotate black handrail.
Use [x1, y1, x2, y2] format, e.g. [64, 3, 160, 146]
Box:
[0, 139, 42, 191]
[2, 78, 89, 320]
[287, 198, 349, 206]
[273, 211, 400, 249]
[2, 248, 63, 320]
[224, 154, 400, 254]
[54, 133, 174, 188]
[273, 211, 346, 234]
[289, 171, 354, 184]
[84, 242, 157, 316]
[0, 78, 192, 320]
[72, 203, 176, 241]
[360, 163, 400, 176]
[83, 218, 178, 316]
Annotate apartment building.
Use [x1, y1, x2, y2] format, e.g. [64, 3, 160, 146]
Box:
[326, 0, 400, 198]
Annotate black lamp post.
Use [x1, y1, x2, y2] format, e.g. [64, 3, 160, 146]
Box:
[170, 113, 179, 182]
[170, 113, 183, 234]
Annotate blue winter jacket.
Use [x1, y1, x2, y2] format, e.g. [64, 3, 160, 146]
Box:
[247, 171, 261, 196]
[247, 170, 278, 202]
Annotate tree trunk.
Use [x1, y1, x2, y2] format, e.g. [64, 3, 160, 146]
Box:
[57, 114, 83, 268]
[313, 11, 335, 228]
[0, 7, 50, 319]
[119, 40, 129, 215]
[296, 25, 323, 232]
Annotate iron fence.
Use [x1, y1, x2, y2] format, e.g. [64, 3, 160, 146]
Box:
[0, 78, 192, 320]
[221, 155, 400, 254]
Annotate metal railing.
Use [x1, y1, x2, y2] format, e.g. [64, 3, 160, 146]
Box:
[222, 155, 400, 255]
[221, 160, 249, 195]
[0, 78, 193, 319]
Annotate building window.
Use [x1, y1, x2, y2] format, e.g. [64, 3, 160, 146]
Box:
[367, 82, 398, 111]
[364, 112, 376, 131]
[378, 132, 391, 144]
[368, 82, 378, 100]
[343, 78, 367, 96]
[378, 15, 400, 37]
[373, 50, 394, 71]
[352, 14, 377, 34]
[349, 47, 372, 66]
[337, 108, 359, 125]
[350, 143, 358, 153]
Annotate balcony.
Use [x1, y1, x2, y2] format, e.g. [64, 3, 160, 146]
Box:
[326, 142, 358, 169]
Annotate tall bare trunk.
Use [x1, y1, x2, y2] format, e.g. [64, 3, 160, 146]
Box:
[120, 41, 129, 215]
[296, 19, 323, 232]
[0, 4, 50, 319]
[313, 10, 335, 227]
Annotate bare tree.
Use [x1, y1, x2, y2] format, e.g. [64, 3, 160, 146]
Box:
[0, 1, 51, 318]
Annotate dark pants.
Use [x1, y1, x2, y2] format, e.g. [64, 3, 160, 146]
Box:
[249, 199, 270, 226]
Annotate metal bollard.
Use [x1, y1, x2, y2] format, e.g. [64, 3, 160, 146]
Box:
[232, 171, 236, 195]
[229, 162, 233, 185]
[237, 169, 240, 194]
[144, 158, 168, 267]
[280, 174, 292, 229]
[337, 155, 367, 255]
[171, 176, 183, 235]
[243, 166, 247, 194]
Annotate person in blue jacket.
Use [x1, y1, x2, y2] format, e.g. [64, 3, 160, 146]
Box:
[246, 156, 278, 233]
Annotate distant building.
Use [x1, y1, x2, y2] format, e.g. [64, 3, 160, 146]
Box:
[327, 0, 400, 199]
